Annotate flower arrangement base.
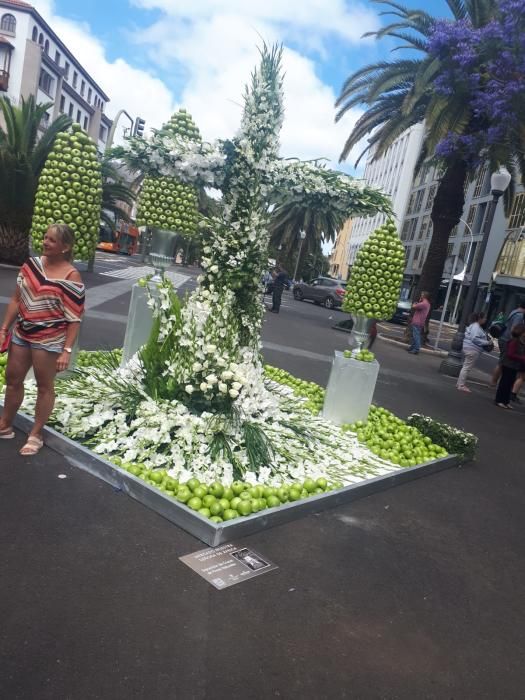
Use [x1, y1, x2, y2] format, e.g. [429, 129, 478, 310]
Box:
[8, 407, 459, 547]
[322, 350, 379, 425]
[121, 282, 160, 366]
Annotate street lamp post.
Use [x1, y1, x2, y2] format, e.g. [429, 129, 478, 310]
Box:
[439, 167, 511, 376]
[292, 230, 306, 282]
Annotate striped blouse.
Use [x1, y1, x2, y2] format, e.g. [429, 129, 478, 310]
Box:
[16, 257, 85, 348]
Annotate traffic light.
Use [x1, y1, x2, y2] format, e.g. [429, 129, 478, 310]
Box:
[133, 117, 146, 138]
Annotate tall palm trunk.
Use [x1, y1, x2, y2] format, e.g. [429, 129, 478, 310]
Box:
[415, 159, 468, 303]
[0, 224, 30, 266]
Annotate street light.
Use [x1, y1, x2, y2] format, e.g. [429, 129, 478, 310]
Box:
[440, 166, 511, 376]
[292, 230, 306, 282]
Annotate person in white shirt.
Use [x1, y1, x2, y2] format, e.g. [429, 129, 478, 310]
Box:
[457, 312, 493, 392]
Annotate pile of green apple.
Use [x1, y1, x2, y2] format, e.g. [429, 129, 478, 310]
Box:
[136, 110, 201, 236]
[343, 219, 405, 319]
[111, 456, 343, 522]
[31, 123, 102, 261]
[343, 349, 375, 362]
[264, 364, 325, 414]
[0, 353, 6, 393]
[342, 405, 448, 467]
[76, 348, 122, 369]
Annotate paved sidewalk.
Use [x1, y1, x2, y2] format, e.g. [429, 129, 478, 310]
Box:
[1, 337, 525, 699]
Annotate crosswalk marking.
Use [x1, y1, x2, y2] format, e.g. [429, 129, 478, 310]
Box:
[99, 266, 189, 287]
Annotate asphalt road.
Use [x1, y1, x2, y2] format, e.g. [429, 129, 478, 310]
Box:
[1, 254, 524, 699]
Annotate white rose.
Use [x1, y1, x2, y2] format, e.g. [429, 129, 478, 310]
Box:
[206, 344, 217, 354]
[218, 382, 228, 394]
[184, 385, 194, 394]
[200, 382, 208, 392]
[221, 370, 233, 381]
[192, 362, 203, 372]
[229, 389, 239, 399]
[210, 265, 219, 274]
[231, 381, 242, 391]
[205, 374, 218, 385]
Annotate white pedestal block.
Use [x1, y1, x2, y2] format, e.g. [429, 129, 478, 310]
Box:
[121, 281, 160, 366]
[322, 350, 380, 425]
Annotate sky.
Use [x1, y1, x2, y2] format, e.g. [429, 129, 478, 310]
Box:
[31, 0, 452, 175]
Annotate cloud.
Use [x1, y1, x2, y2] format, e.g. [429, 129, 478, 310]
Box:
[128, 0, 378, 168]
[31, 0, 375, 168]
[31, 0, 176, 142]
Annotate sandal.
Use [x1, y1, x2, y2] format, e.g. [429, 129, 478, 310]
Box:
[19, 435, 44, 456]
[495, 402, 512, 410]
[0, 426, 15, 439]
[457, 386, 471, 393]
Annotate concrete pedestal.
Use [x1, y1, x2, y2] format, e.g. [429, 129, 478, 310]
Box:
[322, 350, 380, 425]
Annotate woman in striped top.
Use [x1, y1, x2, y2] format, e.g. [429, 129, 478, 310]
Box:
[0, 224, 85, 455]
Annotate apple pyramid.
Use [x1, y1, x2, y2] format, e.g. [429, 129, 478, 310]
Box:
[343, 219, 405, 319]
[136, 109, 200, 236]
[30, 123, 102, 261]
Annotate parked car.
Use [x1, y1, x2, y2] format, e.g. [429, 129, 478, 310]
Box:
[388, 300, 412, 324]
[293, 277, 347, 309]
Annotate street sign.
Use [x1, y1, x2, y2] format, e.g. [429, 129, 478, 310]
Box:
[180, 542, 277, 589]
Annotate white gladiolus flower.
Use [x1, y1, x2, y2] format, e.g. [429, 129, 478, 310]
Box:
[192, 362, 203, 372]
[206, 344, 217, 354]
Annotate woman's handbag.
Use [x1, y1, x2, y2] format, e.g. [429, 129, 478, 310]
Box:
[0, 331, 12, 353]
[485, 336, 495, 353]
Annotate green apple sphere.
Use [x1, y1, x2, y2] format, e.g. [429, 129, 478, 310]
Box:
[343, 219, 405, 319]
[30, 123, 102, 261]
[136, 109, 200, 235]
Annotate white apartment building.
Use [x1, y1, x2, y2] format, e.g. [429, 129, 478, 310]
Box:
[345, 123, 425, 268]
[0, 0, 111, 152]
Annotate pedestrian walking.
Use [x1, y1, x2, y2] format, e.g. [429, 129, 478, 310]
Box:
[0, 224, 85, 455]
[407, 291, 431, 354]
[270, 265, 288, 314]
[490, 298, 525, 395]
[457, 312, 493, 393]
[495, 323, 525, 409]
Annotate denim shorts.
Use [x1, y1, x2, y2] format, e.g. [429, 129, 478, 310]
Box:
[11, 332, 64, 354]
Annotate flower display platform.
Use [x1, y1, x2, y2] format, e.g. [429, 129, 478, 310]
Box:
[12, 409, 459, 547]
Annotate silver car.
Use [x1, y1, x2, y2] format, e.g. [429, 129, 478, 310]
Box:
[293, 277, 347, 309]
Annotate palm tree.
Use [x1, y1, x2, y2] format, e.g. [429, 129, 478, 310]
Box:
[0, 95, 72, 264]
[335, 0, 521, 304]
[100, 157, 136, 229]
[268, 196, 345, 271]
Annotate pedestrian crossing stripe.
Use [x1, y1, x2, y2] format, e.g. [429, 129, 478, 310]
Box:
[99, 266, 189, 287]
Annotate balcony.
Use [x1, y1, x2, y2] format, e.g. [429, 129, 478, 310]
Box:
[0, 68, 8, 91]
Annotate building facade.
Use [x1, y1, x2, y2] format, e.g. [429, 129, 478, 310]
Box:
[345, 123, 425, 268]
[328, 219, 352, 280]
[0, 0, 111, 152]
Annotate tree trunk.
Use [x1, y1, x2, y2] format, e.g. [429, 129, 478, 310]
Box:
[415, 159, 468, 304]
[0, 224, 30, 266]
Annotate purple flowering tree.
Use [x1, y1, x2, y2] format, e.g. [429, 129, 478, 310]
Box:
[336, 0, 525, 305]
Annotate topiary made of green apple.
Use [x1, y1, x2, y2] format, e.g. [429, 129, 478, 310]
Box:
[136, 109, 200, 236]
[31, 123, 102, 261]
[342, 219, 405, 319]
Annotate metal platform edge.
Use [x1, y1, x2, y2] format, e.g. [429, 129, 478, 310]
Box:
[10, 410, 460, 547]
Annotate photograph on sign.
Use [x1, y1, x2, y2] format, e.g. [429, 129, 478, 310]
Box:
[180, 542, 277, 589]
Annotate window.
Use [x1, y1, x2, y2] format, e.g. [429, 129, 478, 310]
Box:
[80, 79, 85, 96]
[418, 215, 430, 240]
[87, 87, 92, 103]
[68, 102, 73, 117]
[414, 189, 425, 213]
[473, 164, 488, 198]
[41, 111, 50, 127]
[425, 184, 437, 211]
[509, 193, 525, 229]
[76, 109, 81, 123]
[466, 204, 477, 226]
[412, 246, 423, 268]
[32, 26, 38, 42]
[44, 39, 49, 54]
[73, 71, 78, 89]
[99, 125, 107, 142]
[406, 192, 416, 215]
[38, 33, 44, 46]
[64, 62, 70, 79]
[447, 243, 454, 258]
[0, 13, 16, 34]
[59, 95, 65, 113]
[38, 69, 53, 96]
[55, 51, 61, 65]
[83, 116, 88, 130]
